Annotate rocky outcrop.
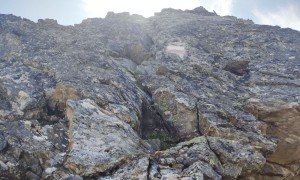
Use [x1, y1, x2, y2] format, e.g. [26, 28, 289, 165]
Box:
[64, 99, 150, 177]
[245, 99, 300, 179]
[0, 6, 300, 179]
[153, 136, 265, 179]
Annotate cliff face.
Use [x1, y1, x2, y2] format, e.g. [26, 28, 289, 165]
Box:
[0, 7, 300, 179]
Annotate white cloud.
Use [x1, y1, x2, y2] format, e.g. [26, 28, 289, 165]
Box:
[199, 0, 233, 16]
[253, 4, 300, 31]
[82, 0, 200, 18]
[82, 0, 233, 18]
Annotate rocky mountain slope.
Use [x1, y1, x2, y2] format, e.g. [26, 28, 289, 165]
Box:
[0, 6, 300, 180]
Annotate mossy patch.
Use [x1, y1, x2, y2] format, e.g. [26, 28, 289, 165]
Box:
[148, 131, 177, 150]
[156, 66, 169, 75]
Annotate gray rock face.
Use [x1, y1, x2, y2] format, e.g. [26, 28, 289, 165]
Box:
[0, 6, 299, 179]
[64, 99, 149, 176]
[154, 136, 265, 179]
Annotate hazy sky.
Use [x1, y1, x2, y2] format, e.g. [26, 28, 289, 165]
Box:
[0, 0, 299, 31]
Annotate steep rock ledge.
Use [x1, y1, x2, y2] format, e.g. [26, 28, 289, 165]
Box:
[0, 6, 300, 179]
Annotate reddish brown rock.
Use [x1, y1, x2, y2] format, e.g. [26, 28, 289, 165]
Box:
[245, 98, 300, 178]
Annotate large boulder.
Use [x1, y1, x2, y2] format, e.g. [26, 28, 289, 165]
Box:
[64, 99, 150, 176]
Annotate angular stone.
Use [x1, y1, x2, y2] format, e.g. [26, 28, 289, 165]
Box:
[101, 157, 149, 179]
[155, 136, 266, 179]
[64, 99, 150, 176]
[261, 162, 294, 177]
[207, 137, 266, 176]
[182, 161, 220, 180]
[153, 87, 199, 140]
[245, 99, 300, 165]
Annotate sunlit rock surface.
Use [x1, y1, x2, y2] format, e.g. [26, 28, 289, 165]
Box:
[0, 6, 300, 179]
